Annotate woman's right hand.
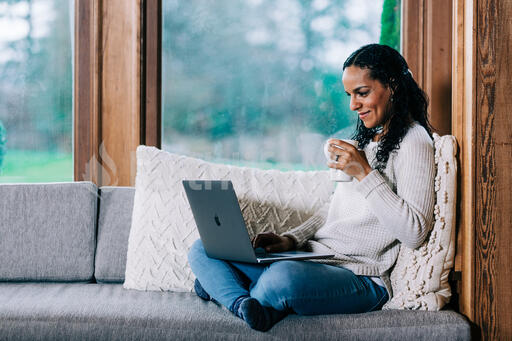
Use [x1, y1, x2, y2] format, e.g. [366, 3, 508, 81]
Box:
[252, 232, 296, 252]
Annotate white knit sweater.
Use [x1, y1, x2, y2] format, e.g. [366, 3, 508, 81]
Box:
[282, 123, 435, 298]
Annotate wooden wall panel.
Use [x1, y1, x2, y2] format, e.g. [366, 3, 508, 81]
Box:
[424, 0, 452, 135]
[451, 1, 512, 338]
[474, 0, 512, 338]
[474, 0, 498, 336]
[451, 0, 476, 320]
[402, 0, 452, 136]
[402, 0, 424, 86]
[493, 1, 512, 337]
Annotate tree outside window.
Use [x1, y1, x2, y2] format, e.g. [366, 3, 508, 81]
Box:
[0, 0, 73, 182]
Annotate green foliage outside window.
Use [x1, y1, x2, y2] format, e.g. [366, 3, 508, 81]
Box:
[161, 0, 390, 168]
[311, 73, 352, 136]
[0, 0, 401, 178]
[380, 0, 401, 51]
[0, 0, 73, 182]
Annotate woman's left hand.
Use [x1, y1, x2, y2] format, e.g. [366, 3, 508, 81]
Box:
[326, 139, 373, 181]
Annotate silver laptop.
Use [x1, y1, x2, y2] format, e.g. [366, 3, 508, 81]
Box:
[182, 180, 334, 264]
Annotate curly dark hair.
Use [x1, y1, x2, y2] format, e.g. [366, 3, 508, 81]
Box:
[343, 44, 434, 172]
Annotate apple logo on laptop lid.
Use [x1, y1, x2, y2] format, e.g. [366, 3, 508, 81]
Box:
[214, 214, 221, 226]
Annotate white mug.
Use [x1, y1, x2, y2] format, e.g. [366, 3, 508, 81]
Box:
[323, 139, 359, 182]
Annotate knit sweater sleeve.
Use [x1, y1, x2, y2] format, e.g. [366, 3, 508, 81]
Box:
[280, 203, 329, 248]
[355, 128, 435, 249]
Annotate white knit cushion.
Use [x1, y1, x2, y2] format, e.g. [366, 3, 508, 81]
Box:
[383, 134, 457, 310]
[124, 146, 334, 292]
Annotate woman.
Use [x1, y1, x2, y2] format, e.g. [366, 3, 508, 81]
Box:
[187, 44, 435, 331]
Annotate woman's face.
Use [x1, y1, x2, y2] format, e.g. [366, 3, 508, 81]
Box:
[342, 66, 392, 130]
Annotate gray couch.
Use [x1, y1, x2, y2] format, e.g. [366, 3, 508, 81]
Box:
[0, 182, 471, 340]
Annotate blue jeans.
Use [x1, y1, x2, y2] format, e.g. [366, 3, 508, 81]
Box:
[187, 240, 388, 315]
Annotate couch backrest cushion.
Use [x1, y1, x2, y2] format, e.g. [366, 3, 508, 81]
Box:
[94, 186, 135, 283]
[0, 182, 97, 282]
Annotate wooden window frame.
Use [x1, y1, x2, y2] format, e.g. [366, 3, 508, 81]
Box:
[74, 0, 101, 185]
[75, 0, 146, 186]
[451, 0, 476, 322]
[402, 0, 453, 136]
[141, 0, 162, 149]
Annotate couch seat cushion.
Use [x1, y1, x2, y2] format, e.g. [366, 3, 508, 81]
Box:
[0, 283, 470, 341]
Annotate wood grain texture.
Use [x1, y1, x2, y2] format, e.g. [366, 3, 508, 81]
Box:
[451, 0, 476, 320]
[402, 0, 424, 86]
[475, 0, 497, 337]
[424, 0, 452, 135]
[75, 0, 142, 186]
[402, 0, 452, 136]
[494, 1, 512, 339]
[475, 0, 512, 339]
[74, 0, 101, 183]
[451, 0, 463, 282]
[142, 0, 161, 148]
[101, 0, 141, 186]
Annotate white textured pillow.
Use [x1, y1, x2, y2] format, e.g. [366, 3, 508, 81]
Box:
[124, 146, 334, 292]
[383, 134, 457, 310]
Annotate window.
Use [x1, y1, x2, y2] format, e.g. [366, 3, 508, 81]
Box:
[0, 0, 73, 182]
[161, 0, 400, 171]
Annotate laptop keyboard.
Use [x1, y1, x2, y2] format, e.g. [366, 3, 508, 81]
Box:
[254, 248, 288, 258]
[260, 253, 286, 258]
